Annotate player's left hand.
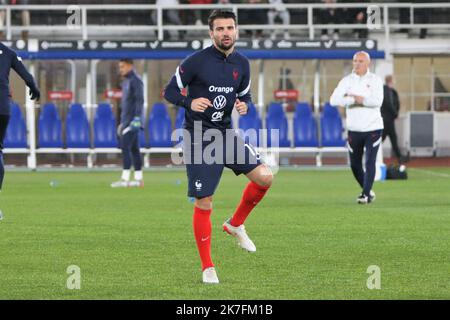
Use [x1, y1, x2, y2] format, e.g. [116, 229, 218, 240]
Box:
[29, 86, 40, 101]
[234, 99, 248, 115]
[130, 116, 141, 130]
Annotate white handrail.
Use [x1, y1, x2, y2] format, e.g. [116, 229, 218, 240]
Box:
[0, 2, 448, 41]
[1, 3, 449, 9]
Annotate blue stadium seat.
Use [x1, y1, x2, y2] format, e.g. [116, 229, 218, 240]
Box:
[293, 103, 318, 147]
[94, 103, 118, 148]
[173, 107, 185, 145]
[66, 103, 90, 148]
[265, 102, 291, 147]
[148, 103, 173, 147]
[320, 102, 346, 147]
[238, 103, 262, 147]
[175, 107, 185, 130]
[38, 103, 63, 148]
[4, 103, 27, 148]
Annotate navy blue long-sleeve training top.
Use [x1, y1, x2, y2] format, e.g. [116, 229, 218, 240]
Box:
[120, 69, 144, 127]
[0, 42, 39, 115]
[164, 45, 252, 131]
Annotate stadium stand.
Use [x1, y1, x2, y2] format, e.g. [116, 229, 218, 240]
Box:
[2, 2, 449, 41]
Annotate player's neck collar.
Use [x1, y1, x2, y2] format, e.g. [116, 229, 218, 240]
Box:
[211, 45, 235, 59]
[125, 69, 135, 78]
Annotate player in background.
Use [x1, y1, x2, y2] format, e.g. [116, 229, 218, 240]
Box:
[111, 59, 144, 188]
[164, 10, 273, 284]
[330, 51, 384, 204]
[0, 42, 40, 201]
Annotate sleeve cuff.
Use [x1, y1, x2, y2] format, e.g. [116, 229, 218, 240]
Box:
[362, 97, 380, 107]
[344, 96, 355, 106]
[183, 97, 193, 109]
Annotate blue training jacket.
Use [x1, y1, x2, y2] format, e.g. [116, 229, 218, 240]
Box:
[164, 45, 252, 132]
[0, 42, 38, 115]
[120, 69, 144, 127]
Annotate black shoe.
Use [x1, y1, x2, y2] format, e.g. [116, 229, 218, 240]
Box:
[357, 193, 369, 204]
[357, 191, 375, 204]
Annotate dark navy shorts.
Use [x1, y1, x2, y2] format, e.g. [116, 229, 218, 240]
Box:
[183, 129, 262, 198]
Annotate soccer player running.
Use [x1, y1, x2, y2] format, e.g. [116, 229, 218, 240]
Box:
[330, 51, 384, 204]
[164, 10, 273, 284]
[111, 59, 144, 188]
[0, 42, 40, 197]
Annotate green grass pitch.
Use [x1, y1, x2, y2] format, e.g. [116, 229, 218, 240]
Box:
[0, 168, 449, 299]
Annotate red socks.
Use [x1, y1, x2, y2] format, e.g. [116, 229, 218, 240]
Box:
[230, 181, 270, 227]
[193, 206, 213, 271]
[193, 182, 270, 270]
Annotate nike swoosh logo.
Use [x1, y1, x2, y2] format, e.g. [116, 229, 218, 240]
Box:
[201, 236, 210, 242]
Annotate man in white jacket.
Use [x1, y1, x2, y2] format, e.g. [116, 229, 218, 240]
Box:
[330, 51, 384, 204]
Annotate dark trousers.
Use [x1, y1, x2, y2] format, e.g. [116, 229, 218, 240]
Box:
[382, 119, 402, 161]
[348, 130, 383, 197]
[0, 115, 10, 190]
[121, 130, 142, 171]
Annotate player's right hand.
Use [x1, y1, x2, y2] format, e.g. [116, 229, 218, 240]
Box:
[191, 98, 212, 113]
[117, 124, 123, 136]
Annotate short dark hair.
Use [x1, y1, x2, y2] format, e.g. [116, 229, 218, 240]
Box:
[385, 75, 393, 83]
[208, 10, 237, 31]
[119, 59, 133, 65]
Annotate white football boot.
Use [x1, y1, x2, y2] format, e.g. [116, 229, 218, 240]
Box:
[357, 190, 376, 204]
[357, 194, 369, 204]
[128, 180, 144, 188]
[110, 180, 129, 188]
[370, 190, 376, 202]
[222, 219, 256, 253]
[202, 267, 219, 284]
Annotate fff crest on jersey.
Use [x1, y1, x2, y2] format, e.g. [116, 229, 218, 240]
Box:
[213, 95, 227, 110]
[233, 70, 239, 81]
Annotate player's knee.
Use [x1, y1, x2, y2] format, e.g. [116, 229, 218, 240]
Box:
[365, 160, 377, 169]
[195, 196, 213, 210]
[258, 170, 273, 188]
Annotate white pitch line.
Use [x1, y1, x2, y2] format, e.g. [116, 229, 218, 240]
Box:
[409, 168, 450, 179]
